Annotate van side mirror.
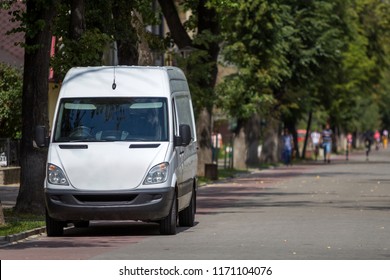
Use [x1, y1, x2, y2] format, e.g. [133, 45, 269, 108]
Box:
[174, 124, 192, 147]
[35, 125, 49, 148]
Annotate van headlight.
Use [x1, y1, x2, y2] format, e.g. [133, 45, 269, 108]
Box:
[47, 164, 69, 185]
[144, 163, 169, 184]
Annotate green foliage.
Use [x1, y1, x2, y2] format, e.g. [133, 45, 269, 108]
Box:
[280, 0, 350, 128]
[0, 0, 16, 10]
[215, 0, 390, 138]
[222, 1, 293, 88]
[357, 100, 381, 132]
[216, 0, 349, 125]
[329, 0, 390, 133]
[287, 0, 346, 87]
[378, 69, 390, 129]
[0, 63, 22, 139]
[51, 29, 112, 80]
[6, 0, 60, 54]
[175, 48, 215, 115]
[217, 72, 276, 119]
[51, 0, 164, 80]
[217, 0, 294, 120]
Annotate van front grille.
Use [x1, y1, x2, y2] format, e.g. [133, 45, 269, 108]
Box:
[74, 194, 137, 204]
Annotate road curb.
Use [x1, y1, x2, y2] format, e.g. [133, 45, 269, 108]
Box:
[0, 227, 46, 246]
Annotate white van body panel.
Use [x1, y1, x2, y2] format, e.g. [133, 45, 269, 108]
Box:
[61, 67, 169, 98]
[49, 142, 170, 190]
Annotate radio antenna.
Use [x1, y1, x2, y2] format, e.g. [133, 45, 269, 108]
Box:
[112, 65, 117, 90]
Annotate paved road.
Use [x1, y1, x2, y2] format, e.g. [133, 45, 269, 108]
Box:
[1, 148, 390, 259]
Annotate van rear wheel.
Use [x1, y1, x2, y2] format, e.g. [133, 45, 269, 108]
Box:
[179, 189, 196, 227]
[46, 211, 64, 237]
[159, 193, 177, 235]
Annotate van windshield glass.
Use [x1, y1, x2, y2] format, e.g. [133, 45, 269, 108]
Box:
[54, 97, 169, 142]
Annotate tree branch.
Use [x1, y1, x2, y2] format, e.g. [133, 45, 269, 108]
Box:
[157, 0, 192, 48]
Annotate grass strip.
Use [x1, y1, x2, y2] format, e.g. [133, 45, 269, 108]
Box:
[0, 208, 45, 237]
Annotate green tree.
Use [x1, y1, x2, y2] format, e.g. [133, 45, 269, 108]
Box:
[282, 0, 349, 156]
[51, 0, 161, 80]
[0, 63, 23, 139]
[217, 0, 352, 164]
[327, 0, 390, 145]
[51, 0, 111, 80]
[216, 0, 294, 166]
[379, 69, 390, 130]
[354, 0, 390, 132]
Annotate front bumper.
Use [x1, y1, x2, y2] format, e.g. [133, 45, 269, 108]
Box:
[45, 187, 174, 222]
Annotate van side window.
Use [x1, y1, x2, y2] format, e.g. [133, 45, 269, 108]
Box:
[173, 95, 196, 140]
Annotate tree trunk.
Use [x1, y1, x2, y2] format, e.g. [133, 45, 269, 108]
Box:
[69, 0, 85, 40]
[157, 0, 192, 48]
[232, 115, 262, 169]
[233, 124, 247, 170]
[15, 0, 57, 215]
[196, 108, 212, 176]
[195, 2, 220, 173]
[260, 117, 281, 164]
[0, 202, 4, 225]
[302, 110, 313, 159]
[133, 11, 153, 66]
[245, 114, 261, 167]
[112, 1, 139, 65]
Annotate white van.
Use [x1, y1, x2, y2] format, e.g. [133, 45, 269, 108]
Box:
[35, 66, 198, 236]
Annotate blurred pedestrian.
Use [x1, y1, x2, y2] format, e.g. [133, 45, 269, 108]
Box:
[321, 123, 333, 163]
[364, 130, 373, 161]
[311, 128, 321, 161]
[282, 128, 294, 165]
[382, 129, 388, 149]
[374, 130, 381, 150]
[211, 131, 223, 164]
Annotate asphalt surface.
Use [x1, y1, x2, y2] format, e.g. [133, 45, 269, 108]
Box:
[0, 183, 19, 209]
[1, 147, 390, 259]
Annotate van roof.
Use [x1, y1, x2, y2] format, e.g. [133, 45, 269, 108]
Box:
[60, 66, 187, 98]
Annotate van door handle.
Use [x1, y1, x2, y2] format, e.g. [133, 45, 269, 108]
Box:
[180, 151, 185, 155]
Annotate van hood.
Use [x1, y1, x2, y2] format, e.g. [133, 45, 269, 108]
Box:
[51, 142, 169, 191]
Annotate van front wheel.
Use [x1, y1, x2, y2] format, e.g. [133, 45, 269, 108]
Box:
[46, 211, 64, 237]
[179, 189, 196, 227]
[159, 193, 177, 235]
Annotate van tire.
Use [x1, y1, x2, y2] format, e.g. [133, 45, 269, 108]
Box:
[46, 211, 64, 237]
[179, 189, 196, 227]
[159, 193, 177, 235]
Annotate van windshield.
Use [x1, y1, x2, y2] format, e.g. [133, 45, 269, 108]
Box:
[53, 97, 169, 142]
